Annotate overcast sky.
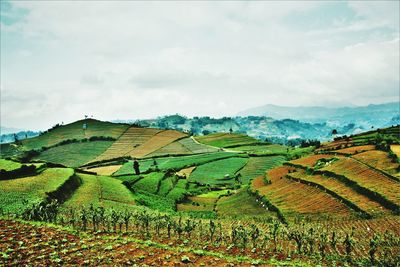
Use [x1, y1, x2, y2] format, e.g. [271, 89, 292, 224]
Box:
[1, 1, 399, 130]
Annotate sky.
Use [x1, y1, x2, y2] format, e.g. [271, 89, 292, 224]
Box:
[1, 1, 399, 130]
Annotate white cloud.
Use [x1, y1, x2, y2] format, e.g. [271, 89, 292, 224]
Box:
[1, 1, 399, 130]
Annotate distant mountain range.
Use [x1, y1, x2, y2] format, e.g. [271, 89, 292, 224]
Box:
[2, 102, 398, 145]
[238, 102, 400, 128]
[0, 128, 39, 144]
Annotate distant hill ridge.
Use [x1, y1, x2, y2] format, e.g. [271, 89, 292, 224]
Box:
[238, 102, 399, 123]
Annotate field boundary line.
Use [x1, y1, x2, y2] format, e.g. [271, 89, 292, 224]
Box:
[285, 174, 371, 218]
[350, 156, 400, 183]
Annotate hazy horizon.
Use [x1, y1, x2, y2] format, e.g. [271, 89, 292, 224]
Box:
[1, 1, 399, 130]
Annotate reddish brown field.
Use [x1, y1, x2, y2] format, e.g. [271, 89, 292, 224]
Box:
[251, 175, 265, 189]
[289, 154, 336, 167]
[255, 167, 353, 218]
[288, 170, 390, 215]
[334, 145, 376, 155]
[323, 158, 400, 206]
[353, 150, 399, 174]
[0, 220, 275, 266]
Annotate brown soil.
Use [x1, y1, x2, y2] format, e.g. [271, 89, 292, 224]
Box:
[0, 219, 276, 266]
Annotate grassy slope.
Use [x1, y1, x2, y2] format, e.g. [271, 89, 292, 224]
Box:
[22, 119, 128, 150]
[34, 141, 113, 167]
[216, 189, 276, 217]
[238, 156, 286, 184]
[195, 133, 260, 148]
[230, 144, 287, 154]
[189, 157, 248, 186]
[0, 168, 74, 214]
[0, 159, 22, 171]
[131, 172, 165, 194]
[114, 152, 238, 176]
[62, 173, 135, 211]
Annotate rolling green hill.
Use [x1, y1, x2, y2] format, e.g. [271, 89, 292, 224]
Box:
[22, 119, 129, 150]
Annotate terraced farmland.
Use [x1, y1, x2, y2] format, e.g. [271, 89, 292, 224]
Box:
[287, 170, 389, 215]
[62, 173, 135, 210]
[0, 159, 23, 171]
[129, 172, 165, 194]
[0, 168, 74, 214]
[195, 133, 260, 148]
[216, 189, 275, 217]
[88, 165, 122, 176]
[22, 119, 129, 150]
[145, 141, 192, 157]
[175, 166, 196, 178]
[391, 144, 400, 157]
[178, 137, 219, 153]
[333, 145, 376, 155]
[238, 155, 286, 184]
[177, 190, 230, 212]
[34, 141, 113, 167]
[254, 166, 353, 219]
[92, 127, 161, 161]
[322, 157, 400, 207]
[289, 154, 337, 168]
[113, 152, 238, 176]
[158, 175, 178, 196]
[353, 150, 399, 174]
[130, 130, 187, 158]
[189, 157, 248, 186]
[147, 137, 220, 157]
[230, 144, 287, 155]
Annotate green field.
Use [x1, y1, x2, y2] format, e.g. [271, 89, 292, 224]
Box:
[34, 141, 114, 167]
[113, 152, 238, 176]
[0, 159, 23, 171]
[0, 143, 24, 158]
[129, 172, 165, 194]
[189, 157, 248, 186]
[158, 175, 178, 196]
[22, 119, 128, 150]
[62, 173, 136, 210]
[166, 179, 188, 202]
[195, 133, 261, 148]
[230, 144, 287, 155]
[238, 155, 286, 184]
[216, 188, 276, 217]
[0, 168, 74, 214]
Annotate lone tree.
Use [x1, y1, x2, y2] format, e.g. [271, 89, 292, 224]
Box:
[133, 159, 140, 175]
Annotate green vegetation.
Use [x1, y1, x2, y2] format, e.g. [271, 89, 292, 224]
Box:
[2, 121, 400, 267]
[238, 156, 286, 184]
[216, 188, 276, 217]
[133, 191, 175, 212]
[166, 179, 188, 202]
[129, 172, 165, 194]
[0, 143, 24, 158]
[114, 152, 238, 176]
[34, 141, 113, 167]
[158, 175, 178, 196]
[230, 144, 287, 155]
[0, 159, 23, 171]
[195, 133, 261, 148]
[0, 168, 74, 214]
[62, 173, 136, 211]
[189, 157, 248, 186]
[22, 119, 128, 150]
